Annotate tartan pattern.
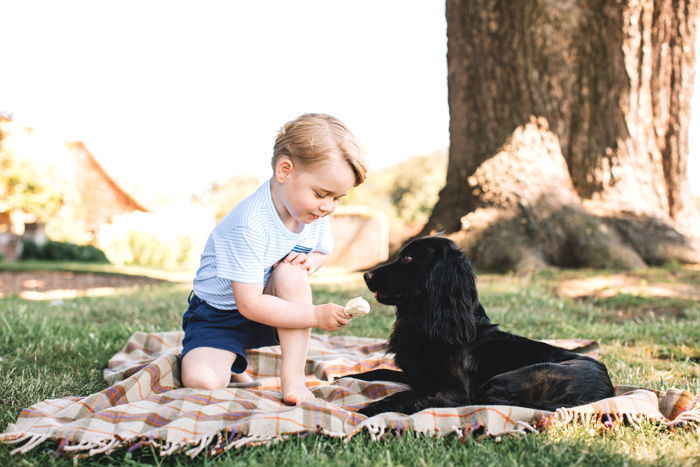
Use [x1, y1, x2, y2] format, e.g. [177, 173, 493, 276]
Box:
[1, 331, 698, 458]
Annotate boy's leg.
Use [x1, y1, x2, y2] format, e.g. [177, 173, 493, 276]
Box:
[264, 262, 314, 405]
[278, 328, 312, 404]
[180, 346, 238, 390]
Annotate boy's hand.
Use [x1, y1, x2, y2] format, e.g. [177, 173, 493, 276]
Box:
[314, 303, 352, 331]
[281, 252, 315, 276]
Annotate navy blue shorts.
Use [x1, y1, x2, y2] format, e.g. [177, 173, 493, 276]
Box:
[180, 292, 279, 373]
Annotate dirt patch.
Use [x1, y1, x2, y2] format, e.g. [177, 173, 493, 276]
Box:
[0, 271, 170, 300]
[554, 271, 700, 322]
[555, 274, 700, 301]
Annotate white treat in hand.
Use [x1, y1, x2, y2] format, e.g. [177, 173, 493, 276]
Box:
[344, 297, 371, 317]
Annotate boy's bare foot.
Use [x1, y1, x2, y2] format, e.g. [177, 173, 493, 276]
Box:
[281, 375, 315, 405]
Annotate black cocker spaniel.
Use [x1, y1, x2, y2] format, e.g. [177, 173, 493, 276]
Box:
[350, 236, 614, 417]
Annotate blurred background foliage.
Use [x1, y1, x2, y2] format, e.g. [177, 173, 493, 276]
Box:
[20, 238, 109, 263]
[343, 151, 448, 248]
[193, 151, 448, 252]
[346, 151, 448, 224]
[0, 147, 70, 222]
[195, 175, 262, 223]
[1, 147, 446, 268]
[96, 210, 213, 269]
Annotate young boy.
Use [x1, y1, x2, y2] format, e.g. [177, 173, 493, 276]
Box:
[180, 113, 367, 405]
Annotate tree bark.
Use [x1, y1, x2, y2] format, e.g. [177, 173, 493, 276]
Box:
[424, 0, 700, 271]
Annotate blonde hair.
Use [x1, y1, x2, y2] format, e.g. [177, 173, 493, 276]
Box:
[272, 113, 366, 186]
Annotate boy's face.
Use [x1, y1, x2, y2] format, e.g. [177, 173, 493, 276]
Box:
[276, 154, 356, 225]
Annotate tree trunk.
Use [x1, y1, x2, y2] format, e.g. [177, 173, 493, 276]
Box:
[424, 0, 700, 271]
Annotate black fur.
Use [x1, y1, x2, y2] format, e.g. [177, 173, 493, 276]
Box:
[349, 236, 614, 417]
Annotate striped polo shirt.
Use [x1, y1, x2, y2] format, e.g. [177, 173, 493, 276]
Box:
[192, 178, 333, 309]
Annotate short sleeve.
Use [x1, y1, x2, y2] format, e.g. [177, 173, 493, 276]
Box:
[314, 216, 334, 255]
[214, 226, 266, 283]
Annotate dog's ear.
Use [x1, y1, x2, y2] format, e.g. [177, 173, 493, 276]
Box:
[412, 248, 478, 345]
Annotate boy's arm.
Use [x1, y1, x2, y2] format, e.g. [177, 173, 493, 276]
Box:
[279, 251, 327, 276]
[232, 281, 347, 330]
[306, 251, 327, 275]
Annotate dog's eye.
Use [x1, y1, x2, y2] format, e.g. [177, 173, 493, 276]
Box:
[401, 256, 413, 264]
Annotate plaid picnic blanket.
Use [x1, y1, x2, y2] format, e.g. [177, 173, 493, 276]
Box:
[1, 331, 698, 458]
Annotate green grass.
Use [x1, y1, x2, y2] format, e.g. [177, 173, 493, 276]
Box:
[1, 267, 699, 466]
[0, 260, 194, 282]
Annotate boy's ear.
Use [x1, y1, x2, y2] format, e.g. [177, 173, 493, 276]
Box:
[275, 156, 294, 183]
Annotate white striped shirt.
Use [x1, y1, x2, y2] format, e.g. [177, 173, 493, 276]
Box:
[192, 179, 333, 309]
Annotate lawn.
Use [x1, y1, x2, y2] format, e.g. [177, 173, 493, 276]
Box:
[0, 264, 699, 466]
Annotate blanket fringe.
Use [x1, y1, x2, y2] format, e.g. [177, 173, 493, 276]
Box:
[365, 423, 387, 441]
[551, 407, 664, 432]
[504, 421, 538, 437]
[0, 432, 33, 445]
[666, 407, 700, 431]
[160, 440, 184, 456]
[184, 434, 215, 458]
[88, 438, 122, 456]
[3, 403, 699, 458]
[9, 434, 49, 455]
[222, 434, 282, 452]
[0, 429, 305, 458]
[62, 440, 100, 453]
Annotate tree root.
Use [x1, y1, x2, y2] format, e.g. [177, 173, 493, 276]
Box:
[424, 118, 700, 272]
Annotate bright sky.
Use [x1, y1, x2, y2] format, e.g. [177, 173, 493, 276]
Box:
[0, 1, 449, 200]
[1, 1, 698, 203]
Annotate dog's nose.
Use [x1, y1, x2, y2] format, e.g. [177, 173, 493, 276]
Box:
[363, 271, 373, 282]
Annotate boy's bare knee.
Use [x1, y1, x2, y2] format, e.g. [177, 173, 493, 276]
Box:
[266, 263, 312, 303]
[181, 349, 233, 389]
[182, 365, 229, 390]
[267, 262, 310, 296]
[271, 262, 310, 282]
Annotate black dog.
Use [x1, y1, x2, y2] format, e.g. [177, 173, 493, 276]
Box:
[350, 236, 614, 417]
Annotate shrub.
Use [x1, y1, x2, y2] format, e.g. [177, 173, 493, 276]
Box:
[20, 239, 109, 263]
[343, 151, 448, 248]
[96, 209, 213, 269]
